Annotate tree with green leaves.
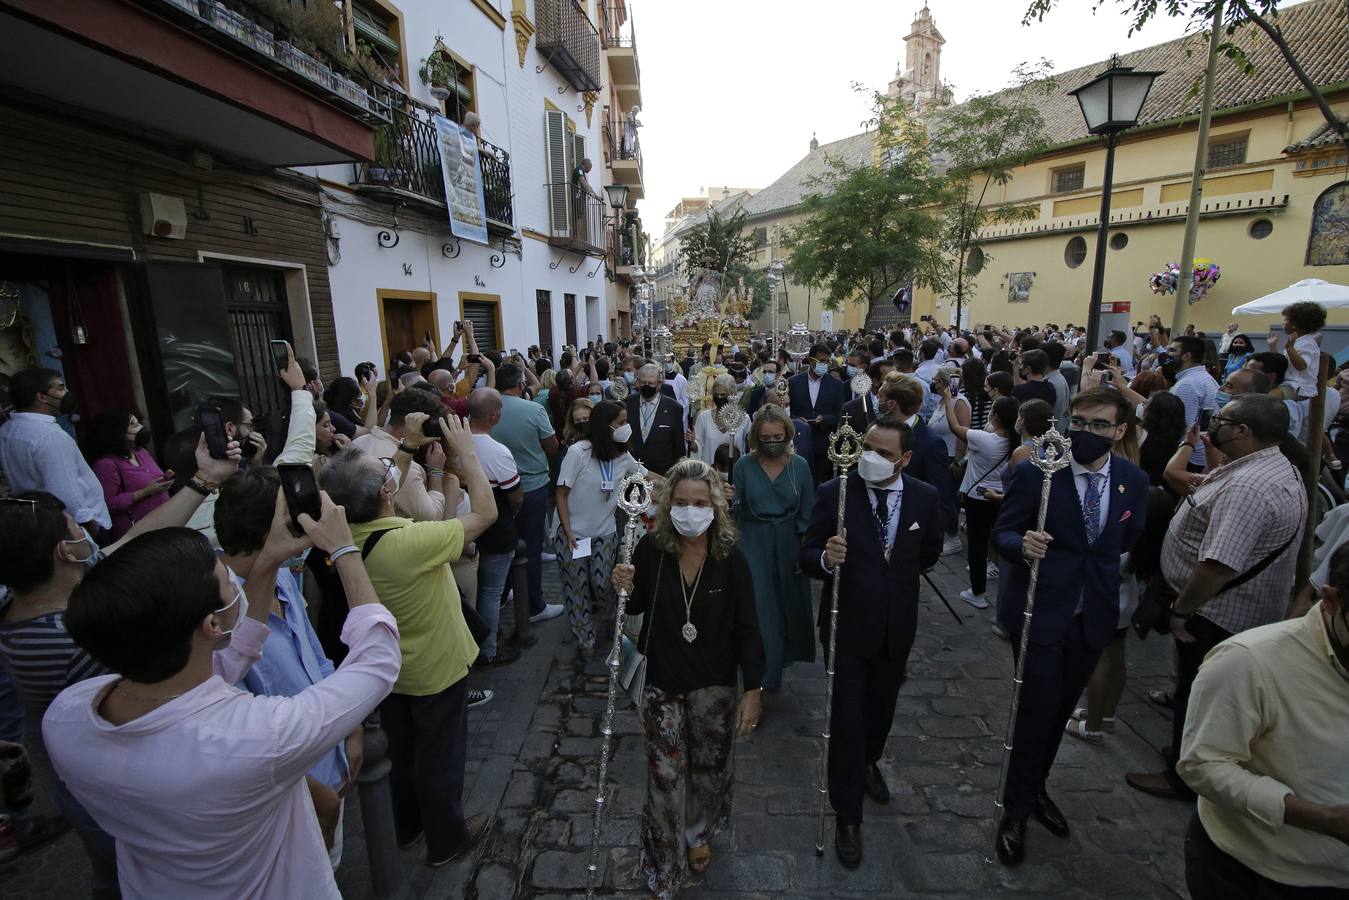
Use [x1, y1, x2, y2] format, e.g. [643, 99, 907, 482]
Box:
[677, 208, 772, 319]
[928, 61, 1058, 328]
[786, 90, 948, 326]
[1023, 0, 1347, 152]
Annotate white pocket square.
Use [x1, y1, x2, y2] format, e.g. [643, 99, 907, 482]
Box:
[908, 522, 921, 531]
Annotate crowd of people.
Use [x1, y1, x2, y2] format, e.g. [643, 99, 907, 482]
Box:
[0, 306, 1346, 899]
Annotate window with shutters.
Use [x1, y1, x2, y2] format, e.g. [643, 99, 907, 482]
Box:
[1051, 163, 1085, 194]
[564, 293, 578, 347]
[536, 290, 554, 357]
[546, 109, 574, 238]
[1207, 133, 1248, 169]
[352, 1, 405, 83]
[573, 133, 587, 169]
[459, 294, 502, 351]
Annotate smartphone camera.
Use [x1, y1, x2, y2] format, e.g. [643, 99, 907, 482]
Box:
[421, 418, 444, 439]
[278, 464, 321, 531]
[1198, 408, 1214, 431]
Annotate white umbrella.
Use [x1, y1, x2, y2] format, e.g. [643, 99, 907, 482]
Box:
[1232, 279, 1349, 315]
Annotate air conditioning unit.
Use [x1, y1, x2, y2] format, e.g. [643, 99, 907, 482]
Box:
[139, 193, 187, 240]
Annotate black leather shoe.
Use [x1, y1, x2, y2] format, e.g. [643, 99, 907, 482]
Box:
[1034, 793, 1070, 838]
[835, 820, 862, 869]
[863, 764, 890, 804]
[995, 815, 1026, 866]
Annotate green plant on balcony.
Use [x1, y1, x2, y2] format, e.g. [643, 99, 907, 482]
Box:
[419, 46, 456, 102]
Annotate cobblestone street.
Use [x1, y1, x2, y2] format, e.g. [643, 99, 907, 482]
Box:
[1, 551, 1193, 899]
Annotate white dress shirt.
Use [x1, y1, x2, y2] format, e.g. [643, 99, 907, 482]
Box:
[0, 412, 110, 528]
[1069, 453, 1112, 536]
[808, 373, 822, 406]
[639, 396, 660, 440]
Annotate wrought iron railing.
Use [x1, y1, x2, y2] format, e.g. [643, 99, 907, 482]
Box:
[356, 101, 513, 233]
[536, 0, 601, 92]
[610, 116, 640, 162]
[545, 182, 605, 256]
[598, 3, 634, 48]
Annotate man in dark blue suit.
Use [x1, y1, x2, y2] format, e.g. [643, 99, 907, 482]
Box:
[991, 387, 1149, 865]
[789, 343, 846, 484]
[878, 373, 957, 541]
[801, 417, 943, 868]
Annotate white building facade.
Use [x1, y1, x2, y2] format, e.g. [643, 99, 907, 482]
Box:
[298, 0, 634, 370]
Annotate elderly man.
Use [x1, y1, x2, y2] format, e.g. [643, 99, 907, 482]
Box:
[319, 413, 496, 867]
[466, 387, 524, 666]
[1176, 540, 1349, 899]
[624, 363, 686, 476]
[351, 388, 449, 521]
[1127, 394, 1305, 802]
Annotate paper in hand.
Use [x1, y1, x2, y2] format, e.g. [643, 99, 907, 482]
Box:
[572, 537, 592, 559]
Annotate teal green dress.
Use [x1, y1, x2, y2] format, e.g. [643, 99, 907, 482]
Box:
[732, 452, 816, 690]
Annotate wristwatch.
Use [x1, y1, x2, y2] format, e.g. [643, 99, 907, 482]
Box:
[397, 442, 419, 455]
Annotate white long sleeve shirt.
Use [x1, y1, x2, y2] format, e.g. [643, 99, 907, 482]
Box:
[0, 412, 110, 528]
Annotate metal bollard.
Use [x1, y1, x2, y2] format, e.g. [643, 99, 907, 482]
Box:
[356, 712, 410, 900]
[508, 538, 534, 646]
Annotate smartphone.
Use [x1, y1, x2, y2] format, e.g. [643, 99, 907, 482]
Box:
[355, 361, 376, 382]
[198, 405, 230, 460]
[421, 417, 444, 439]
[1198, 408, 1213, 431]
[948, 374, 961, 393]
[424, 329, 433, 344]
[467, 353, 481, 364]
[270, 339, 292, 374]
[1095, 351, 1111, 371]
[277, 464, 321, 531]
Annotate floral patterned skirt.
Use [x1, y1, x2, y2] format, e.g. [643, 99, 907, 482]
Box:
[639, 684, 737, 900]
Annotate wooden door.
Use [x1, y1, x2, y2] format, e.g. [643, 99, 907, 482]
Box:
[383, 298, 416, 367]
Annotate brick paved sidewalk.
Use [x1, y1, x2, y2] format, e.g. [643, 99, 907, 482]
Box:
[0, 555, 1193, 899]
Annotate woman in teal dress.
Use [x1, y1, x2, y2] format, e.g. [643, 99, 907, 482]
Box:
[731, 404, 816, 695]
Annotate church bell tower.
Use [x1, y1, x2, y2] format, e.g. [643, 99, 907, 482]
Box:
[886, 3, 947, 114]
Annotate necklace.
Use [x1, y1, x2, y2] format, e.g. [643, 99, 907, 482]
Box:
[679, 554, 707, 643]
[113, 680, 184, 704]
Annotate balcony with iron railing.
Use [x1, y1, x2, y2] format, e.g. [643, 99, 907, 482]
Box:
[545, 183, 605, 256]
[598, 3, 640, 104]
[607, 117, 643, 198]
[355, 98, 514, 234]
[609, 221, 638, 282]
[536, 0, 601, 93]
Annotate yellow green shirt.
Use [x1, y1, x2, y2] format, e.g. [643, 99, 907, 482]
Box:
[349, 516, 477, 696]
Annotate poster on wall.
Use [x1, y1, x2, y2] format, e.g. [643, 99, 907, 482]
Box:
[434, 115, 489, 246]
[1007, 272, 1034, 304]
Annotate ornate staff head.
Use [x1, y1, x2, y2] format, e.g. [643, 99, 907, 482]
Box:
[617, 471, 653, 518]
[609, 378, 629, 401]
[715, 400, 747, 434]
[850, 370, 873, 400]
[827, 414, 865, 472]
[774, 373, 790, 401]
[1029, 427, 1073, 475]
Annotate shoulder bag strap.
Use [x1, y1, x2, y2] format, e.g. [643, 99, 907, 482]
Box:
[639, 553, 662, 656]
[360, 528, 396, 558]
[959, 444, 1012, 500]
[1217, 533, 1297, 594]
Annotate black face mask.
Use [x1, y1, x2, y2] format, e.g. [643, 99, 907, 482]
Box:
[713, 396, 729, 408]
[133, 428, 153, 449]
[639, 384, 659, 399]
[1069, 428, 1114, 465]
[50, 390, 77, 416]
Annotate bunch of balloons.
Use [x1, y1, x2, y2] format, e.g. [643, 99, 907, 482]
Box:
[1148, 259, 1222, 303]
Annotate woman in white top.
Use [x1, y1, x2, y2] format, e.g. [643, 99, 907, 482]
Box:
[927, 369, 971, 458]
[939, 386, 1017, 610]
[555, 399, 650, 671]
[693, 375, 749, 465]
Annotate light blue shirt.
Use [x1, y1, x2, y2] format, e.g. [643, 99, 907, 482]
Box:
[232, 568, 348, 791]
[492, 394, 556, 492]
[0, 412, 110, 528]
[1171, 365, 1220, 467]
[1110, 344, 1136, 378]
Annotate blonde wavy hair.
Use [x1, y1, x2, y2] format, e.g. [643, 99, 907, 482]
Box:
[748, 404, 795, 456]
[648, 458, 738, 560]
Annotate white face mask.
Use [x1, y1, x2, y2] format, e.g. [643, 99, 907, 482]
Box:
[670, 505, 715, 537]
[857, 450, 899, 485]
[612, 422, 633, 442]
[215, 582, 248, 639]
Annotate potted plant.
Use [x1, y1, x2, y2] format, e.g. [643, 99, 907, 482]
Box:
[419, 51, 455, 101]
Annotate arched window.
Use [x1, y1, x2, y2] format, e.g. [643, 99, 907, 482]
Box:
[923, 52, 932, 80]
[1307, 181, 1349, 266]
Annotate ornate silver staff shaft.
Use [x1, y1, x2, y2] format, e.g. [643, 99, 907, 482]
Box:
[586, 472, 652, 899]
[987, 428, 1071, 863]
[816, 416, 865, 856]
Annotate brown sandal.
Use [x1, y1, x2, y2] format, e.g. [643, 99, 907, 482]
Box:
[687, 844, 711, 874]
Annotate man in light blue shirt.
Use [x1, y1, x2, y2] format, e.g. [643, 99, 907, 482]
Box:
[0, 368, 109, 533]
[1169, 335, 1219, 469]
[1106, 330, 1136, 378]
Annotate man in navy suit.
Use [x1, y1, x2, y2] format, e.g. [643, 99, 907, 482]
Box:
[801, 417, 943, 868]
[789, 343, 846, 484]
[878, 373, 957, 541]
[991, 387, 1149, 866]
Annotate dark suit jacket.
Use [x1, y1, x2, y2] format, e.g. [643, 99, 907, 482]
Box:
[905, 419, 958, 533]
[992, 457, 1149, 652]
[840, 394, 877, 432]
[788, 373, 844, 455]
[625, 394, 686, 475]
[800, 472, 943, 660]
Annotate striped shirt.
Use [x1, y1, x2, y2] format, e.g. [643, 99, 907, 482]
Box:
[1160, 445, 1305, 635]
[0, 605, 104, 710]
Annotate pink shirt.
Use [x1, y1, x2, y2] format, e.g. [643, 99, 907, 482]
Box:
[91, 448, 170, 540]
[42, 605, 401, 900]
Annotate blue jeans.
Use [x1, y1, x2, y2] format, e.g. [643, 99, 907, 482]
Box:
[0, 668, 30, 830]
[516, 486, 549, 616]
[476, 550, 515, 659]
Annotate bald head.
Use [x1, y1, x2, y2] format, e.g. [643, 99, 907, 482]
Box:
[428, 369, 454, 392]
[1222, 367, 1272, 397]
[467, 387, 502, 431]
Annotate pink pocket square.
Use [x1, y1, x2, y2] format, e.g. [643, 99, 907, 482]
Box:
[1118, 510, 1132, 523]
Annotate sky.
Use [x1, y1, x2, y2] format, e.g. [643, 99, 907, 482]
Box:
[630, 0, 1202, 232]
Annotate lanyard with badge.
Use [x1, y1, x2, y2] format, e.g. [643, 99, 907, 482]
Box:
[599, 457, 614, 495]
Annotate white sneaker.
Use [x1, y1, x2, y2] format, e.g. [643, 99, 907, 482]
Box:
[986, 562, 999, 580]
[468, 688, 494, 709]
[959, 589, 989, 609]
[541, 552, 557, 562]
[529, 602, 564, 623]
[941, 536, 963, 556]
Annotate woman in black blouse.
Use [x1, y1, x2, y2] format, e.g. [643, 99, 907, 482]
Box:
[612, 458, 763, 899]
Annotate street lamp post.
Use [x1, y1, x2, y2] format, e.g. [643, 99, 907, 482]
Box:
[1068, 59, 1160, 358]
[768, 259, 787, 359]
